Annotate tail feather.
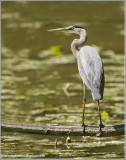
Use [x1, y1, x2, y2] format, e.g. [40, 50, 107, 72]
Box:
[91, 87, 103, 101]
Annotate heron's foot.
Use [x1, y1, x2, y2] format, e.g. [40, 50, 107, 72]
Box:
[82, 123, 87, 134]
[99, 122, 105, 128]
[99, 123, 104, 133]
[96, 123, 104, 137]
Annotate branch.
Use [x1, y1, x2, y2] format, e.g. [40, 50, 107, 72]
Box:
[1, 122, 124, 137]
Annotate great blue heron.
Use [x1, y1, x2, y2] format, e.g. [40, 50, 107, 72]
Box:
[48, 25, 105, 134]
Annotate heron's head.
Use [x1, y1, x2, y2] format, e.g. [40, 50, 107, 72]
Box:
[47, 25, 84, 35]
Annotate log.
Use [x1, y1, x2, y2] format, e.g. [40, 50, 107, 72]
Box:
[1, 122, 124, 137]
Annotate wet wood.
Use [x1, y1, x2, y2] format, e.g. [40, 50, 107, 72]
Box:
[1, 122, 124, 137]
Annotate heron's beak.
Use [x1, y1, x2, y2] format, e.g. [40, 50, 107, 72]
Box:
[47, 27, 68, 32]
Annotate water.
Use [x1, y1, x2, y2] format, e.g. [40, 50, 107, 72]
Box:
[1, 1, 125, 159]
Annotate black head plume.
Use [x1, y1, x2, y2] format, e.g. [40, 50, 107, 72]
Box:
[72, 25, 84, 29]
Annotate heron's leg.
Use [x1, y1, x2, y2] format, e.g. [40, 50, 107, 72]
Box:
[97, 100, 104, 132]
[82, 84, 86, 132]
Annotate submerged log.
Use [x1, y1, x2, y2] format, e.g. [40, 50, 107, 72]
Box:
[1, 122, 124, 137]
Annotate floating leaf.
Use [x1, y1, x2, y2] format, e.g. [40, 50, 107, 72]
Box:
[50, 45, 64, 56]
[101, 111, 109, 120]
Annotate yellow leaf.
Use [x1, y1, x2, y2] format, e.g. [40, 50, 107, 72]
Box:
[50, 45, 63, 56]
[101, 111, 109, 120]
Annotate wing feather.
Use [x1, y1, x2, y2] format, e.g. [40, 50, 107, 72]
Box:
[79, 45, 104, 89]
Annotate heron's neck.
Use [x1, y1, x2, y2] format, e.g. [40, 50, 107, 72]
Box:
[71, 29, 87, 58]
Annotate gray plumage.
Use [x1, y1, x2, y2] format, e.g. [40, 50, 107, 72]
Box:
[78, 45, 104, 100]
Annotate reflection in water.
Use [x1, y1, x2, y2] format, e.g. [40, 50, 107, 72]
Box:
[1, 1, 124, 159]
